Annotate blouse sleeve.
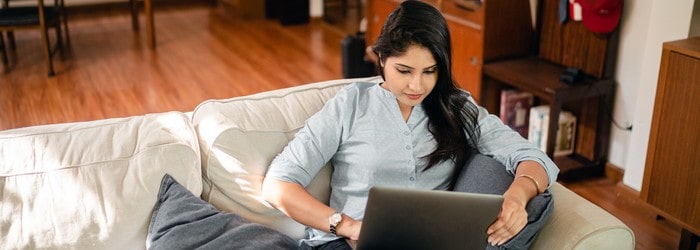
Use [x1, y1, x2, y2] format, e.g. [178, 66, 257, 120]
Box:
[265, 86, 352, 187]
[471, 98, 560, 188]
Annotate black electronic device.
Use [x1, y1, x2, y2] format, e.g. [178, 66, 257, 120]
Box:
[341, 32, 376, 78]
[560, 67, 583, 84]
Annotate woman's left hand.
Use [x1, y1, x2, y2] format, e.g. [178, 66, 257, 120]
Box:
[486, 195, 528, 246]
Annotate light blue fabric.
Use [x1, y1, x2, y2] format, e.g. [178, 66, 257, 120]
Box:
[559, 0, 569, 23]
[265, 81, 559, 246]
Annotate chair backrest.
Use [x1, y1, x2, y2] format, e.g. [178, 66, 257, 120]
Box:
[0, 0, 67, 76]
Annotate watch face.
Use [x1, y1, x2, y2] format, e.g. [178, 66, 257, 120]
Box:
[330, 213, 342, 226]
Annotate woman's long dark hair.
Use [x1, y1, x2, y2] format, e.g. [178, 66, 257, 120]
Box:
[372, 0, 480, 189]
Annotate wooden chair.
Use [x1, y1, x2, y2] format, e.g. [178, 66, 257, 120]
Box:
[0, 0, 69, 76]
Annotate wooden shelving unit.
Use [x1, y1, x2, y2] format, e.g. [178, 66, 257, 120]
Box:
[480, 0, 619, 182]
[482, 58, 614, 181]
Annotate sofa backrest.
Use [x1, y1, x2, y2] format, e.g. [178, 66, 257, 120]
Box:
[0, 112, 202, 249]
[191, 76, 382, 239]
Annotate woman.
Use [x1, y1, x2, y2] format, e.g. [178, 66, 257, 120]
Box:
[262, 1, 558, 249]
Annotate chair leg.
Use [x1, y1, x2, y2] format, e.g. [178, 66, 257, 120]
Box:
[7, 31, 15, 51]
[130, 0, 139, 31]
[0, 33, 8, 70]
[54, 22, 65, 58]
[40, 27, 55, 77]
[61, 2, 71, 50]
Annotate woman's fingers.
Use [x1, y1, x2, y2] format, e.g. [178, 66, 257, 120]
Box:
[487, 207, 528, 246]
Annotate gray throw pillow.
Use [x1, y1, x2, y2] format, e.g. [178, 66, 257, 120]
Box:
[147, 174, 297, 250]
[453, 153, 554, 250]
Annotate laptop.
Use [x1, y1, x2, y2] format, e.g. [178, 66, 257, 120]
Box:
[356, 186, 503, 250]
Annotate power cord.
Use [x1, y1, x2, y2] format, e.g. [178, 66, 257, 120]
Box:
[583, 80, 633, 131]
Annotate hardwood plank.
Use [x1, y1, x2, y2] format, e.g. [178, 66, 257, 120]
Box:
[0, 2, 692, 250]
[563, 178, 689, 249]
[0, 2, 344, 130]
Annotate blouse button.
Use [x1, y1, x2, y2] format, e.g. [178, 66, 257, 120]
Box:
[409, 177, 415, 181]
[404, 131, 410, 136]
[405, 145, 411, 150]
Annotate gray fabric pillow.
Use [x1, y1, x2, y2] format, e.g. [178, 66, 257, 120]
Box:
[147, 174, 297, 250]
[453, 153, 554, 250]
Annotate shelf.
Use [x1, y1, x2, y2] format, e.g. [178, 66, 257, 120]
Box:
[554, 154, 605, 182]
[481, 57, 614, 182]
[483, 57, 614, 102]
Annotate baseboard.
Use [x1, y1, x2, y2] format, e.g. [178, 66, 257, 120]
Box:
[604, 162, 625, 183]
[606, 162, 643, 200]
[613, 176, 666, 221]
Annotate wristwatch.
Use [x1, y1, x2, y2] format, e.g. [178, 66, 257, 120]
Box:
[329, 211, 343, 236]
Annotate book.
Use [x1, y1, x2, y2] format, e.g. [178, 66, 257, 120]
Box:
[528, 105, 577, 156]
[499, 89, 534, 138]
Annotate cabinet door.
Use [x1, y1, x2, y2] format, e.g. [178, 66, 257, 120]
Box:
[643, 45, 700, 232]
[447, 18, 482, 102]
[366, 0, 398, 47]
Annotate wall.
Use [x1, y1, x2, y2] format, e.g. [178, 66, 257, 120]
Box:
[612, 0, 695, 191]
[310, 0, 323, 17]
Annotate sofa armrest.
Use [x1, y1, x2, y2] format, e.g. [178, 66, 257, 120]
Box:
[531, 183, 635, 249]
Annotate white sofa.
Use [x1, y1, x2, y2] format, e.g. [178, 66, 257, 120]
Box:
[0, 77, 634, 249]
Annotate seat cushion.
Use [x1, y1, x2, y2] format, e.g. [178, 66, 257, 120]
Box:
[0, 7, 57, 26]
[191, 76, 381, 239]
[0, 111, 202, 249]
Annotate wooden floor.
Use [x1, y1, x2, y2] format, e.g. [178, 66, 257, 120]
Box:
[0, 2, 690, 249]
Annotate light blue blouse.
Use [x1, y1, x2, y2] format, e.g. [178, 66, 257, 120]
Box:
[265, 82, 559, 245]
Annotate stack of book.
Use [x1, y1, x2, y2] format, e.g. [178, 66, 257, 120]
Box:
[528, 105, 577, 156]
[499, 90, 534, 138]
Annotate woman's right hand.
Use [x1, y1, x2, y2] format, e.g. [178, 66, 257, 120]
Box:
[339, 218, 361, 250]
[336, 216, 362, 240]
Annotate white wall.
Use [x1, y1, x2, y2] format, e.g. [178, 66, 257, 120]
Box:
[311, 0, 323, 17]
[612, 0, 695, 191]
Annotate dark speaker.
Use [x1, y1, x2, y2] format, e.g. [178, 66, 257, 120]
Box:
[279, 0, 309, 25]
[341, 32, 376, 78]
[265, 0, 309, 25]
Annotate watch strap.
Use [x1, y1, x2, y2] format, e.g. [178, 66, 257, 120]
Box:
[329, 211, 342, 236]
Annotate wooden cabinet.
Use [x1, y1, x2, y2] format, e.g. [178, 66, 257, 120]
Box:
[365, 0, 534, 103]
[641, 37, 700, 249]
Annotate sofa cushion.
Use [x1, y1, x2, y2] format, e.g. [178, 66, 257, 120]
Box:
[0, 111, 202, 249]
[191, 76, 382, 239]
[147, 174, 296, 250]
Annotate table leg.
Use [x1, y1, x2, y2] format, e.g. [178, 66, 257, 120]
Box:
[145, 0, 155, 48]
